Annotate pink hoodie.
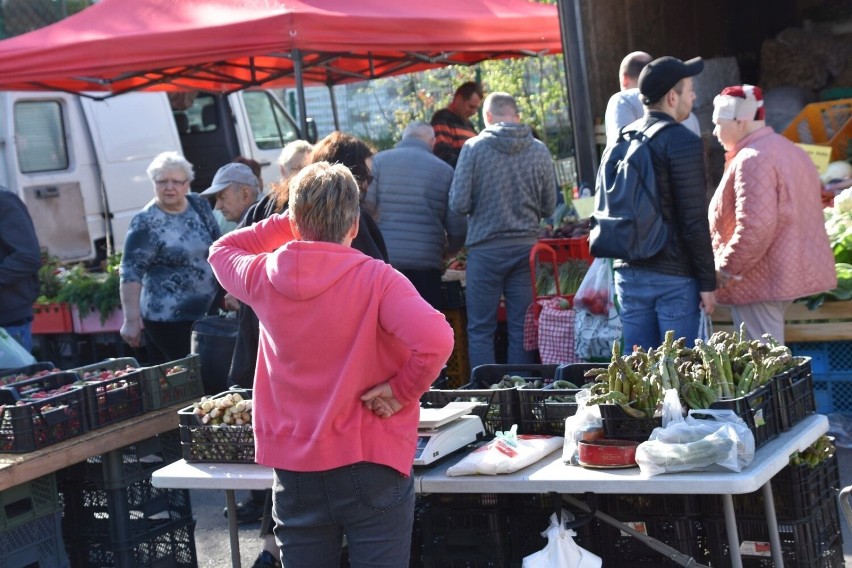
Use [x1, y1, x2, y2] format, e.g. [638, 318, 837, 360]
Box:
[709, 127, 836, 305]
[209, 213, 455, 475]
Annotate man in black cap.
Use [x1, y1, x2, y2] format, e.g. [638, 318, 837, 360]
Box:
[611, 55, 717, 351]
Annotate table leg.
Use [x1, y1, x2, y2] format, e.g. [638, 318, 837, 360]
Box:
[226, 489, 242, 568]
[103, 449, 135, 568]
[761, 482, 784, 567]
[722, 495, 744, 568]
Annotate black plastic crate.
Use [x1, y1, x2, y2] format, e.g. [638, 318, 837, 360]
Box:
[709, 380, 780, 449]
[507, 494, 598, 567]
[61, 476, 192, 543]
[67, 517, 197, 568]
[421, 365, 558, 438]
[141, 354, 204, 411]
[71, 358, 146, 429]
[178, 389, 254, 463]
[439, 280, 466, 309]
[518, 384, 581, 435]
[700, 454, 841, 521]
[599, 403, 661, 442]
[0, 362, 59, 386]
[0, 373, 87, 452]
[0, 473, 61, 532]
[773, 357, 816, 431]
[424, 493, 514, 509]
[704, 497, 842, 568]
[420, 507, 510, 567]
[594, 515, 708, 567]
[0, 510, 67, 568]
[62, 430, 182, 490]
[603, 493, 703, 518]
[555, 362, 603, 386]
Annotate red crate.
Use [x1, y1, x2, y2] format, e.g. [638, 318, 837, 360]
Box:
[31, 303, 73, 334]
[537, 237, 592, 263]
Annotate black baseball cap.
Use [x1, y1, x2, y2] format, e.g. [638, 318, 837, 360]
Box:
[638, 56, 704, 104]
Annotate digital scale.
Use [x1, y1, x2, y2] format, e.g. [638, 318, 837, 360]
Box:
[414, 402, 484, 466]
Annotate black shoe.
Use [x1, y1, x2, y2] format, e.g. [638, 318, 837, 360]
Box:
[223, 498, 265, 524]
[252, 550, 281, 568]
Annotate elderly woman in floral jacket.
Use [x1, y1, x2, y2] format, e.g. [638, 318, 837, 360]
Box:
[709, 85, 836, 343]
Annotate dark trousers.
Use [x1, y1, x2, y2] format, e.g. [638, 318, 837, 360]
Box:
[400, 268, 443, 309]
[142, 319, 195, 364]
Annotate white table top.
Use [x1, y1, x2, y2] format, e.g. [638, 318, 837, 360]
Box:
[151, 414, 828, 495]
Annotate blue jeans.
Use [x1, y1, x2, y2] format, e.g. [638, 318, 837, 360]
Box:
[272, 462, 414, 568]
[465, 243, 535, 369]
[2, 322, 33, 353]
[614, 267, 701, 351]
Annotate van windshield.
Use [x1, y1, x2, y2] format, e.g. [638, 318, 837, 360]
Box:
[243, 90, 299, 150]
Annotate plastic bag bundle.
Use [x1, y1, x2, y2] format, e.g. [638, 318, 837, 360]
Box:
[522, 509, 602, 568]
[446, 425, 563, 476]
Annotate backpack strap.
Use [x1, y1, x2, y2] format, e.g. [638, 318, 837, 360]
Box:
[640, 117, 675, 139]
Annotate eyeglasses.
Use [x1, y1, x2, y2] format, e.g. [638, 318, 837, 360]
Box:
[155, 178, 188, 187]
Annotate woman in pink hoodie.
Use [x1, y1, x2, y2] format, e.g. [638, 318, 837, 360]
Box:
[209, 162, 454, 568]
[709, 85, 836, 343]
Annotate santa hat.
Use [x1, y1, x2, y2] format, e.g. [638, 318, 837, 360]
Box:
[712, 85, 765, 122]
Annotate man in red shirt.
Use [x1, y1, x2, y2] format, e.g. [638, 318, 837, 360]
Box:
[430, 81, 483, 167]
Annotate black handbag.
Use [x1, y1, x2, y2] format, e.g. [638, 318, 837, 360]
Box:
[190, 315, 239, 395]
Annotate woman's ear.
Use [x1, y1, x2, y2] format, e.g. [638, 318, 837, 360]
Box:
[348, 214, 360, 239]
[289, 215, 302, 240]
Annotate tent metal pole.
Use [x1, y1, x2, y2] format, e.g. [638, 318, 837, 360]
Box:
[556, 0, 598, 186]
[326, 80, 340, 131]
[292, 48, 310, 137]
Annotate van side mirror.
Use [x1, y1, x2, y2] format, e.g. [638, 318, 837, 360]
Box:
[305, 118, 318, 144]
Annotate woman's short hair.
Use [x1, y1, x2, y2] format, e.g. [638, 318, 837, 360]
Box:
[309, 132, 374, 194]
[146, 151, 194, 183]
[278, 140, 314, 172]
[288, 161, 360, 243]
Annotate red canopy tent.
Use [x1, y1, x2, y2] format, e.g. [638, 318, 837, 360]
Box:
[0, 0, 561, 95]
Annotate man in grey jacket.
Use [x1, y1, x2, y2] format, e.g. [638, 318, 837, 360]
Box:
[450, 93, 557, 368]
[365, 122, 467, 308]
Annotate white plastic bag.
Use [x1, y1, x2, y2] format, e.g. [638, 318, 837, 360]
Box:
[446, 426, 563, 476]
[522, 509, 602, 568]
[0, 327, 36, 370]
[561, 389, 602, 464]
[635, 409, 755, 476]
[573, 258, 621, 361]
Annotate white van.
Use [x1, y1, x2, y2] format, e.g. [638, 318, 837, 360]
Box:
[0, 89, 314, 262]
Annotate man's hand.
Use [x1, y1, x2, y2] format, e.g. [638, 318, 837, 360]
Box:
[700, 291, 716, 315]
[361, 382, 403, 419]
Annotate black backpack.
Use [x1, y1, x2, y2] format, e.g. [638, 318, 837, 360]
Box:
[589, 118, 673, 261]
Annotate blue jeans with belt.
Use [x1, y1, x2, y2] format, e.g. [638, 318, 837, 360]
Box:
[272, 462, 414, 568]
[614, 266, 701, 351]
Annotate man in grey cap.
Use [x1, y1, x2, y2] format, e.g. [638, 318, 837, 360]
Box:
[201, 162, 259, 224]
[611, 55, 717, 351]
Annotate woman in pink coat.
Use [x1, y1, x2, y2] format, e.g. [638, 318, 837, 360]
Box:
[209, 162, 454, 568]
[709, 85, 836, 343]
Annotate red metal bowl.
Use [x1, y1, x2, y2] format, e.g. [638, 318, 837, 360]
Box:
[577, 439, 639, 468]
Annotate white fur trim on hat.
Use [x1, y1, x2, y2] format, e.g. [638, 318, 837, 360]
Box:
[712, 85, 764, 122]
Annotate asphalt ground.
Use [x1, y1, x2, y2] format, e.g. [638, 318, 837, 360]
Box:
[190, 437, 852, 567]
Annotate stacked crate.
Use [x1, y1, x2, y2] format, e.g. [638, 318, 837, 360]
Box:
[0, 473, 68, 568]
[418, 493, 596, 567]
[787, 342, 852, 414]
[59, 429, 197, 567]
[595, 494, 709, 567]
[702, 451, 843, 567]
